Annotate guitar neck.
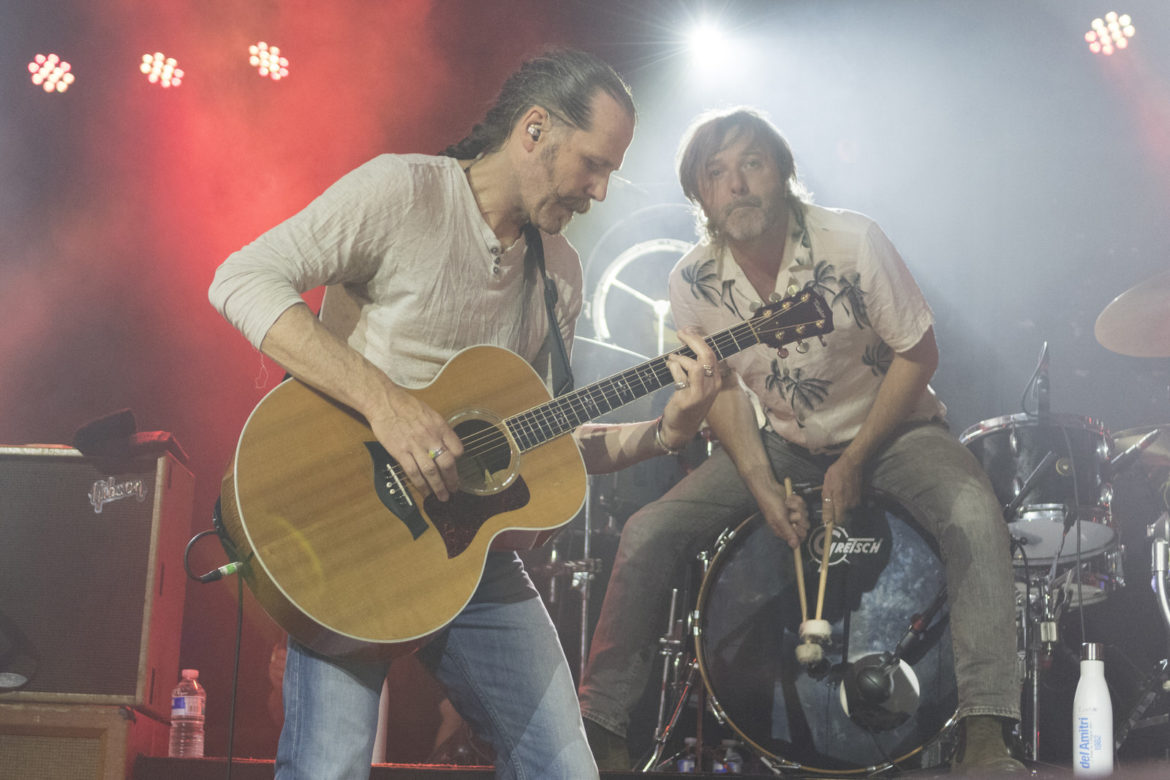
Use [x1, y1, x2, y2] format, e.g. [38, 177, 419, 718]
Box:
[506, 319, 767, 452]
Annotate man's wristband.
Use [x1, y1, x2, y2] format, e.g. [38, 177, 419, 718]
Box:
[654, 415, 685, 456]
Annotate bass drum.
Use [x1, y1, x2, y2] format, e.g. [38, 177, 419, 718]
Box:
[694, 488, 957, 773]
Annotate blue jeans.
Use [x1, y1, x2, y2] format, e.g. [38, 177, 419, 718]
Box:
[579, 422, 1021, 737]
[276, 570, 597, 779]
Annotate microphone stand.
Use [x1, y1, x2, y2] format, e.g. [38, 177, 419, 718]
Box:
[1032, 341, 1050, 419]
[1003, 451, 1059, 523]
[841, 586, 948, 731]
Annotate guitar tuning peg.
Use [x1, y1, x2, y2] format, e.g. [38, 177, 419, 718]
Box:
[818, 335, 827, 347]
[795, 340, 810, 354]
[776, 347, 789, 359]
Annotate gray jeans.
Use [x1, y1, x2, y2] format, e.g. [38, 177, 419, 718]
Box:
[578, 422, 1020, 737]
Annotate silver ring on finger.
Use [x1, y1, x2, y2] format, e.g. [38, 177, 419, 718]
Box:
[674, 380, 689, 390]
[428, 446, 446, 460]
[702, 364, 714, 377]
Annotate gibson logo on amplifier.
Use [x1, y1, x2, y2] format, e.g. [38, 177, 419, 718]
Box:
[88, 476, 148, 513]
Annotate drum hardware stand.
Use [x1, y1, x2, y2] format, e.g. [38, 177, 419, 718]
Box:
[539, 477, 605, 681]
[1006, 449, 1089, 762]
[569, 476, 605, 681]
[590, 471, 624, 536]
[1114, 658, 1170, 751]
[640, 587, 703, 772]
[1019, 574, 1060, 762]
[1115, 513, 1170, 752]
[575, 477, 596, 682]
[1017, 539, 1100, 762]
[640, 547, 718, 773]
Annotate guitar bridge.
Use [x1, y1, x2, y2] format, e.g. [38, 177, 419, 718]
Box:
[364, 442, 428, 540]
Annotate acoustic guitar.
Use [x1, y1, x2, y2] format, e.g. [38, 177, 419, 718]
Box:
[218, 290, 832, 659]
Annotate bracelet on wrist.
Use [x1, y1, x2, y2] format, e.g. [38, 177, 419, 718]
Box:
[654, 415, 685, 456]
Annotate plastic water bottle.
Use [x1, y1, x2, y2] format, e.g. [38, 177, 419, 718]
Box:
[1072, 643, 1112, 776]
[677, 736, 698, 772]
[712, 738, 744, 773]
[169, 668, 206, 758]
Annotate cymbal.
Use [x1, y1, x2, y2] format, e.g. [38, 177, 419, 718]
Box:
[1094, 269, 1170, 357]
[1113, 425, 1170, 471]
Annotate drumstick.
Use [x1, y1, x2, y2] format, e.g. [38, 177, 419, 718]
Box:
[794, 482, 833, 666]
[809, 488, 837, 622]
[814, 498, 836, 622]
[788, 478, 809, 624]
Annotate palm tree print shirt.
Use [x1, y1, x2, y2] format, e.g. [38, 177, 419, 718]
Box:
[669, 203, 945, 454]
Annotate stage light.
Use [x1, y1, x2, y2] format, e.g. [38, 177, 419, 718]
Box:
[1086, 12, 1135, 56]
[27, 53, 75, 93]
[140, 52, 184, 88]
[687, 20, 733, 64]
[248, 41, 289, 81]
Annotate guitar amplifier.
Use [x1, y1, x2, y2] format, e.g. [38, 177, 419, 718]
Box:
[0, 446, 194, 720]
[0, 702, 168, 780]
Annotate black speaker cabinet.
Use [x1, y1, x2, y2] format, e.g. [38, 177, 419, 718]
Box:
[0, 446, 194, 720]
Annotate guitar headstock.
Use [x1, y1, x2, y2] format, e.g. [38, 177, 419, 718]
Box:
[751, 289, 834, 352]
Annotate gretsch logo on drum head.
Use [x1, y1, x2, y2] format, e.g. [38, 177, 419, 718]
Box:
[808, 524, 884, 567]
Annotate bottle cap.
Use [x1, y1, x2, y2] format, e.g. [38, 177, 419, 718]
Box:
[1081, 642, 1104, 661]
[181, 668, 199, 678]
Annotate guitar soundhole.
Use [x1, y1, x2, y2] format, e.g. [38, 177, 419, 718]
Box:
[452, 416, 516, 496]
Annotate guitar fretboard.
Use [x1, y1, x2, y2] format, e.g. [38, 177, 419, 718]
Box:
[504, 296, 823, 452]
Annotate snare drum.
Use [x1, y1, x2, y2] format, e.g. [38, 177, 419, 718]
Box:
[1015, 543, 1125, 616]
[693, 488, 957, 773]
[959, 413, 1114, 566]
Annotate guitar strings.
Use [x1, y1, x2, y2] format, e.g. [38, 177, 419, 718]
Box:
[452, 308, 818, 458]
[378, 304, 826, 486]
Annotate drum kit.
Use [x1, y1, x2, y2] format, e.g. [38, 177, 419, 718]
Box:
[529, 270, 1170, 773]
[642, 485, 961, 774]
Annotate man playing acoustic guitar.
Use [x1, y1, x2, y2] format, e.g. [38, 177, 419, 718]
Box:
[210, 50, 723, 779]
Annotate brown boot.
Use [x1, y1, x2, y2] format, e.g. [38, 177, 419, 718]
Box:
[952, 715, 1028, 775]
[583, 718, 630, 771]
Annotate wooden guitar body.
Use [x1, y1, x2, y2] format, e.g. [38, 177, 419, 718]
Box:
[219, 346, 585, 659]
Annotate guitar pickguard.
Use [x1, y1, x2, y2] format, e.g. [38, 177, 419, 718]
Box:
[424, 478, 532, 558]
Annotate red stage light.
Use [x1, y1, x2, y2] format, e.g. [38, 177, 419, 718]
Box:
[1086, 11, 1135, 56]
[248, 42, 289, 81]
[27, 53, 75, 93]
[140, 52, 184, 88]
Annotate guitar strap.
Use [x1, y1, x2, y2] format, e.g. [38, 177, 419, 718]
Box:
[523, 223, 574, 397]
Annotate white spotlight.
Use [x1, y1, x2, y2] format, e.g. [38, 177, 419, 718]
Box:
[688, 21, 733, 64]
[28, 53, 75, 93]
[1086, 11, 1136, 56]
[249, 41, 289, 81]
[140, 52, 184, 88]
